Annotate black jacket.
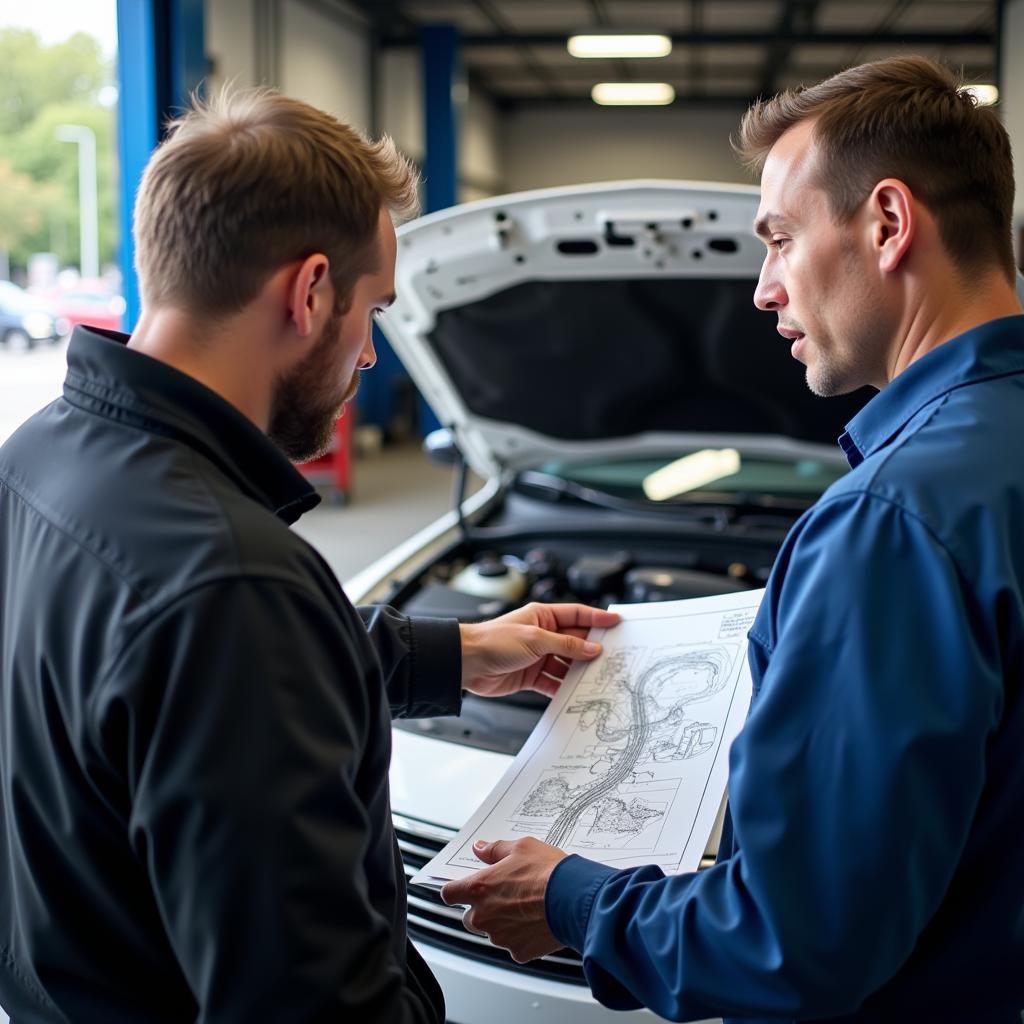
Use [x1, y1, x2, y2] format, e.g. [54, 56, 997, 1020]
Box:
[0, 327, 462, 1022]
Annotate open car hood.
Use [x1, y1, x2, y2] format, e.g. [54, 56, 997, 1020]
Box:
[375, 181, 870, 478]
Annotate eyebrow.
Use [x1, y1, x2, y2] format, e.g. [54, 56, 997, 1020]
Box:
[752, 212, 792, 239]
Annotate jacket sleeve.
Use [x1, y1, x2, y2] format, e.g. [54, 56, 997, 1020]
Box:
[357, 604, 463, 719]
[94, 577, 443, 1023]
[545, 493, 1003, 1021]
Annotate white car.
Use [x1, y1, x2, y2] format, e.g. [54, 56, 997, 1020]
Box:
[347, 181, 869, 1024]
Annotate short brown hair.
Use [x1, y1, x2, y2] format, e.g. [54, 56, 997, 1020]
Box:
[735, 56, 1016, 281]
[134, 86, 420, 318]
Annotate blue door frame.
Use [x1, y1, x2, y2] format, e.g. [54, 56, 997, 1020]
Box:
[417, 23, 461, 435]
[115, 0, 206, 331]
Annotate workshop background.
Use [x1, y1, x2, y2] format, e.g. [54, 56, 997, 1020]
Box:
[0, 3, 1021, 1022]
[2, 0, 1016, 586]
[2, 0, 1015, 593]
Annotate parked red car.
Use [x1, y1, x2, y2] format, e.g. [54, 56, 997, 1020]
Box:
[48, 289, 126, 333]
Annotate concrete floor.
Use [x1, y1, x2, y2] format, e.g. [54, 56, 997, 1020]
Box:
[292, 440, 467, 583]
[0, 338, 69, 446]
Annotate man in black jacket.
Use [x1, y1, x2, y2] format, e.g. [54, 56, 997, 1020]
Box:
[0, 87, 617, 1022]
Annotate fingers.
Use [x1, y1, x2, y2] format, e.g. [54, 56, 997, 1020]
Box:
[534, 653, 573, 696]
[523, 603, 621, 661]
[540, 654, 570, 680]
[528, 627, 602, 661]
[440, 877, 470, 906]
[542, 655, 571, 677]
[461, 906, 486, 936]
[539, 603, 622, 631]
[534, 672, 562, 699]
[440, 840, 516, 904]
[472, 838, 515, 864]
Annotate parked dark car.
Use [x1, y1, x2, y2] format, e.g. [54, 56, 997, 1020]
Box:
[0, 282, 66, 350]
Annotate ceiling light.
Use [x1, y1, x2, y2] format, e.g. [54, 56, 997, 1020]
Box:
[961, 83, 998, 106]
[642, 449, 741, 501]
[568, 34, 672, 59]
[592, 82, 675, 106]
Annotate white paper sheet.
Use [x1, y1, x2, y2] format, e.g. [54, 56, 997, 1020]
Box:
[412, 589, 763, 886]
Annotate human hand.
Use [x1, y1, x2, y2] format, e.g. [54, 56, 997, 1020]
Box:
[460, 603, 620, 698]
[440, 837, 569, 963]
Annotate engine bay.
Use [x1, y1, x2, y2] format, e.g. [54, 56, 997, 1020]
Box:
[390, 521, 785, 755]
[400, 544, 758, 622]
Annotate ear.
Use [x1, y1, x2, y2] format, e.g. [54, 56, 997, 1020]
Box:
[869, 178, 914, 275]
[286, 253, 332, 338]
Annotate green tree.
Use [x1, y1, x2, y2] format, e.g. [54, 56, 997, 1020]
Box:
[0, 30, 110, 135]
[0, 28, 117, 275]
[0, 159, 63, 264]
[6, 102, 118, 268]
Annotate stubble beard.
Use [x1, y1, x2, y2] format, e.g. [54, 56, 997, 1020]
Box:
[804, 326, 869, 397]
[803, 241, 885, 397]
[267, 307, 359, 463]
[805, 353, 844, 397]
[804, 315, 890, 398]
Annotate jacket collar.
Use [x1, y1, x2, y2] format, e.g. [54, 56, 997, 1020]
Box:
[838, 314, 1024, 468]
[62, 326, 321, 524]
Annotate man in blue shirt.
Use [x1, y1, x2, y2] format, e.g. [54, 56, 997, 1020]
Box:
[442, 56, 1024, 1022]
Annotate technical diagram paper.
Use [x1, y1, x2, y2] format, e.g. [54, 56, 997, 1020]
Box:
[413, 589, 763, 886]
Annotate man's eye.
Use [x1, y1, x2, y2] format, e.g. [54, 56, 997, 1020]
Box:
[771, 238, 789, 251]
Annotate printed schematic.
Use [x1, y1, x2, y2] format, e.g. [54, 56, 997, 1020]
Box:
[414, 589, 763, 885]
[521, 642, 733, 854]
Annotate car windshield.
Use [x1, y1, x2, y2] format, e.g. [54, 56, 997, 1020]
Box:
[537, 452, 847, 505]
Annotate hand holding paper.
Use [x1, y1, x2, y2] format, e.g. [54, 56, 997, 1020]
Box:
[460, 602, 621, 698]
[441, 837, 568, 963]
[418, 591, 763, 925]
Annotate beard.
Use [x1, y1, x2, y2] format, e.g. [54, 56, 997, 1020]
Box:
[268, 305, 359, 462]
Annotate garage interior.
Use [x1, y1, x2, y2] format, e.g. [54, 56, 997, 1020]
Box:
[198, 0, 1013, 585]
[1, 1, 1016, 585]
[1, 2, 1022, 1022]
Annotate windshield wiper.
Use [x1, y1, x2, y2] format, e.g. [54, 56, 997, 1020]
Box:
[515, 469, 733, 529]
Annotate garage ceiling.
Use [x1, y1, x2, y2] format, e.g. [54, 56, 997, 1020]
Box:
[349, 0, 997, 110]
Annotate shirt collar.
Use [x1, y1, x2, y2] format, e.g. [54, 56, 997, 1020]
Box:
[62, 326, 321, 524]
[838, 314, 1024, 468]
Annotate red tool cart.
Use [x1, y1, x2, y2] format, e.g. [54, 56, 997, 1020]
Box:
[295, 412, 354, 504]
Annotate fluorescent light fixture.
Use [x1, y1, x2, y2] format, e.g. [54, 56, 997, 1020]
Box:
[592, 82, 675, 106]
[568, 34, 672, 59]
[642, 448, 741, 501]
[961, 83, 999, 106]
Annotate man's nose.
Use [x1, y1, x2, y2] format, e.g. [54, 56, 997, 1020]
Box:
[359, 332, 377, 371]
[753, 262, 786, 311]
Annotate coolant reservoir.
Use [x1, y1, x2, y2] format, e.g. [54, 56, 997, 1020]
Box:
[449, 555, 528, 601]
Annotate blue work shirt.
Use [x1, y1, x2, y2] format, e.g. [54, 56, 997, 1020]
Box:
[545, 314, 1024, 1023]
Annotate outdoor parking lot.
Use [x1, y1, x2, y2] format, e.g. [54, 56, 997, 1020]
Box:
[0, 341, 68, 447]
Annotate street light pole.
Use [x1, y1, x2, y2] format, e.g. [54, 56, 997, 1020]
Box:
[55, 124, 99, 279]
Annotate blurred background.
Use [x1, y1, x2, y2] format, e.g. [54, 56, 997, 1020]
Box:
[0, 1, 1013, 440]
[0, 1, 1018, 563]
